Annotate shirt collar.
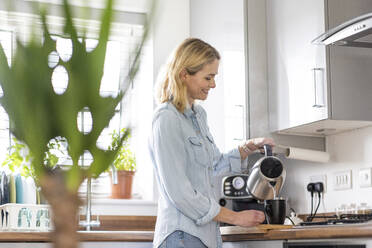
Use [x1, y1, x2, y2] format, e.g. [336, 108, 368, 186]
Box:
[183, 104, 194, 118]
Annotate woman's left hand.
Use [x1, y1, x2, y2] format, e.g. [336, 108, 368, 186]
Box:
[238, 137, 275, 160]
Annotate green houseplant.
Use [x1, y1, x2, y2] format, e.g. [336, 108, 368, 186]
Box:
[2, 137, 66, 179]
[0, 0, 150, 247]
[2, 137, 66, 204]
[1, 138, 31, 177]
[109, 128, 136, 199]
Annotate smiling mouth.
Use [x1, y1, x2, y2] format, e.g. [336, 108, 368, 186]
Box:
[202, 89, 209, 95]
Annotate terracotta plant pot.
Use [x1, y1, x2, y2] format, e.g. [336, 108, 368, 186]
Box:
[110, 170, 135, 199]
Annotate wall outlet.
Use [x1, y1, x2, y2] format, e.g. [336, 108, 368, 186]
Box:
[309, 174, 327, 193]
[359, 168, 372, 188]
[333, 170, 352, 190]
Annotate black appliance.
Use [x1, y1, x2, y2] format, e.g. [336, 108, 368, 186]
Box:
[232, 198, 265, 212]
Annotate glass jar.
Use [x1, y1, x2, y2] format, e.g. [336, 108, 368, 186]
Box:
[357, 202, 371, 214]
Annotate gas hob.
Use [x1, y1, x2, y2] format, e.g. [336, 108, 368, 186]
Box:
[295, 213, 372, 228]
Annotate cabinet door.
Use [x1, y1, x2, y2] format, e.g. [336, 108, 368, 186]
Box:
[267, 0, 328, 132]
[327, 0, 372, 121]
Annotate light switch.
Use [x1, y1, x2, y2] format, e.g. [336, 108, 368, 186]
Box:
[333, 170, 352, 190]
[359, 168, 372, 188]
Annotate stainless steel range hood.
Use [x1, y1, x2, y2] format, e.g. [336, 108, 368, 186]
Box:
[312, 12, 372, 47]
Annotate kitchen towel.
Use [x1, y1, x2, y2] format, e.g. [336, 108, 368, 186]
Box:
[284, 146, 330, 163]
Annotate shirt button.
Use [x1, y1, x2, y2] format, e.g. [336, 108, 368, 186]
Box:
[210, 184, 214, 188]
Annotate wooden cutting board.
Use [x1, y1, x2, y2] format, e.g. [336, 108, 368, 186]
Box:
[258, 224, 293, 230]
[220, 224, 292, 235]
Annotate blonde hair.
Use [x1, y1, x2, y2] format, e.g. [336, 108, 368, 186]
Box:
[156, 38, 220, 113]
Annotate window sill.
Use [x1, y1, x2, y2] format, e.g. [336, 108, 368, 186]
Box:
[80, 198, 158, 216]
[24, 0, 149, 13]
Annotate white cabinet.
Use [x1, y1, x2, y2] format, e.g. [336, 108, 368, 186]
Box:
[267, 0, 372, 136]
[267, 0, 328, 132]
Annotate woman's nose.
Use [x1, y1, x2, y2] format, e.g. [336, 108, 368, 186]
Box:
[210, 80, 216, 88]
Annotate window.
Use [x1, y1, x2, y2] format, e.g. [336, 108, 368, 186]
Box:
[0, 30, 13, 164]
[49, 36, 122, 168]
[0, 17, 154, 201]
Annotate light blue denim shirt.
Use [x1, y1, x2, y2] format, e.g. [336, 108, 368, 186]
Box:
[148, 102, 244, 248]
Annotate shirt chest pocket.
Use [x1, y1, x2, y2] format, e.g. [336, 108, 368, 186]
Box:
[188, 136, 209, 167]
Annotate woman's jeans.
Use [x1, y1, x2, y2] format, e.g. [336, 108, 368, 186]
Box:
[158, 230, 207, 248]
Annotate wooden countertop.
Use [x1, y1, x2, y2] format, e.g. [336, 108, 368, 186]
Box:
[0, 231, 154, 242]
[3, 223, 372, 242]
[221, 222, 372, 242]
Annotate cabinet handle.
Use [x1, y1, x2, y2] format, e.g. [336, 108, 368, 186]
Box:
[311, 68, 325, 108]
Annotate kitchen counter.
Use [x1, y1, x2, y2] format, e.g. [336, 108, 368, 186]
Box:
[0, 231, 153, 242]
[3, 223, 372, 243]
[221, 222, 372, 242]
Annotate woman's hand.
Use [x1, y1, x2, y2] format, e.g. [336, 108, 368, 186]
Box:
[239, 137, 275, 160]
[233, 210, 265, 227]
[213, 207, 265, 227]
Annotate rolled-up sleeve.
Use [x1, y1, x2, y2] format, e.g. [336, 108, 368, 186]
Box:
[211, 146, 246, 176]
[151, 109, 220, 225]
[195, 198, 220, 225]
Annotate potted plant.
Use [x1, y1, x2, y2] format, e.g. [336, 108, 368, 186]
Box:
[108, 128, 136, 199]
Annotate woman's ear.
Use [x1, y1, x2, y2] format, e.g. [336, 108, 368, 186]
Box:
[179, 69, 188, 81]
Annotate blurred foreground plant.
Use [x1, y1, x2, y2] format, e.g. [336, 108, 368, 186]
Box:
[0, 0, 150, 247]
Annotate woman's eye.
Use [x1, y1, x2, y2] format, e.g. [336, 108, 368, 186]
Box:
[205, 77, 211, 81]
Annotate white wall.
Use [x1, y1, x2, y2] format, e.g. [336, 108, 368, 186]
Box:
[281, 126, 372, 215]
[152, 0, 190, 84]
[190, 0, 246, 151]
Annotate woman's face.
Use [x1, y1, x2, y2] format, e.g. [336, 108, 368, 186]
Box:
[182, 59, 219, 104]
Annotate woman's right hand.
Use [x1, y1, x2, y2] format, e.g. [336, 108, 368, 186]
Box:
[233, 210, 265, 227]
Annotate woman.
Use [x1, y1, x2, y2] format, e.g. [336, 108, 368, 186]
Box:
[148, 38, 275, 248]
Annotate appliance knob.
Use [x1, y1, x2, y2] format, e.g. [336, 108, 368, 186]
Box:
[219, 198, 226, 206]
[232, 176, 245, 190]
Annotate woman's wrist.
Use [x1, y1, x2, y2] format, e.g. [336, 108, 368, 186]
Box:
[242, 144, 254, 154]
[213, 207, 238, 225]
[239, 141, 257, 160]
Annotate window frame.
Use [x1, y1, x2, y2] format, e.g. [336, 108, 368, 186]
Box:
[0, 9, 157, 215]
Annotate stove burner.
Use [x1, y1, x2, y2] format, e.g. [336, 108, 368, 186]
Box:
[300, 213, 372, 226]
